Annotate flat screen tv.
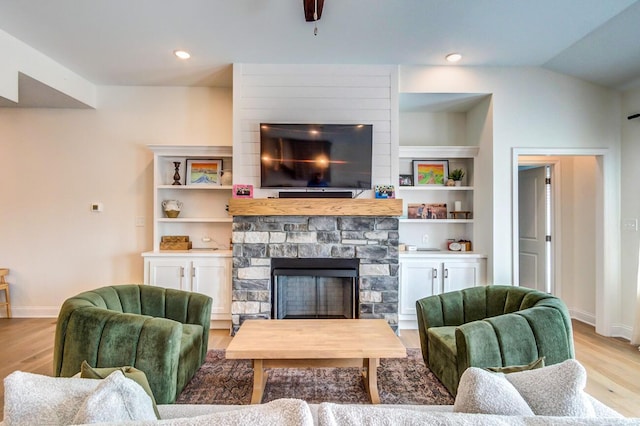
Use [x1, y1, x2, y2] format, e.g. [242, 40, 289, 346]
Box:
[260, 123, 373, 189]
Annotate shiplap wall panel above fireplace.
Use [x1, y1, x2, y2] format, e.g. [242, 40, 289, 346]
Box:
[232, 63, 399, 199]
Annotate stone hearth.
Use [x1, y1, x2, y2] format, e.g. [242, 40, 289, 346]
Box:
[231, 215, 399, 333]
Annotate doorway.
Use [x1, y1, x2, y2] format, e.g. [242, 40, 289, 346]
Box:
[512, 148, 612, 335]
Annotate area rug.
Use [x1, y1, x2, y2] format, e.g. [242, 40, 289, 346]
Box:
[176, 348, 454, 405]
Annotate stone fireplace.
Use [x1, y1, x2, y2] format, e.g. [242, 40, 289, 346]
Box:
[230, 214, 399, 333]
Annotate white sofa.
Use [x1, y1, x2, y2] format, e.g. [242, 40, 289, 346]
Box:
[3, 361, 639, 426]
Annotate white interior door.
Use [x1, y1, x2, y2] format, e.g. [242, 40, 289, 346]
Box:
[518, 166, 547, 292]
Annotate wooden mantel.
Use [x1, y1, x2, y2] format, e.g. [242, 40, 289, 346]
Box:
[228, 198, 403, 217]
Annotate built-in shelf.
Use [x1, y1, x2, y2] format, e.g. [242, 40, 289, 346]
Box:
[157, 185, 233, 190]
[399, 219, 473, 224]
[228, 198, 403, 217]
[398, 186, 473, 191]
[157, 218, 233, 223]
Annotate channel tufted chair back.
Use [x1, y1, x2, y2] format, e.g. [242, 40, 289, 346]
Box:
[54, 285, 212, 404]
[416, 285, 574, 396]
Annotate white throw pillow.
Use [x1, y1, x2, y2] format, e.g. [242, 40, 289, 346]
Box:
[454, 367, 535, 416]
[72, 370, 157, 424]
[505, 359, 596, 417]
[3, 371, 100, 426]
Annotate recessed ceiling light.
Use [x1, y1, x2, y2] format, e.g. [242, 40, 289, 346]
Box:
[174, 50, 191, 60]
[445, 53, 462, 63]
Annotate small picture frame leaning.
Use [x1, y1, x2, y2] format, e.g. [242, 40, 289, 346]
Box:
[233, 184, 254, 198]
[412, 160, 449, 186]
[399, 174, 413, 186]
[185, 159, 222, 186]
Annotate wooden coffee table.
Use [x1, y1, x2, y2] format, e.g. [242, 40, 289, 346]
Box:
[225, 319, 406, 404]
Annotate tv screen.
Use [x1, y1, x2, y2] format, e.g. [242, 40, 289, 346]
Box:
[260, 123, 373, 189]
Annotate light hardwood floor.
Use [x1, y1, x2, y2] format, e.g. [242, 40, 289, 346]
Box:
[1, 319, 638, 418]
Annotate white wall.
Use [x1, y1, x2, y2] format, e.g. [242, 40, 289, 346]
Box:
[560, 156, 598, 324]
[0, 86, 232, 316]
[232, 64, 398, 198]
[621, 88, 640, 334]
[399, 112, 467, 146]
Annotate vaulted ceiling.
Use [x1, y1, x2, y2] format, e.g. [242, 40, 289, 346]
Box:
[1, 0, 639, 90]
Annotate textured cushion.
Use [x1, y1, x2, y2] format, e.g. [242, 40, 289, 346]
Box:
[505, 359, 596, 417]
[486, 356, 545, 373]
[3, 371, 101, 426]
[138, 399, 314, 426]
[453, 367, 534, 416]
[72, 370, 157, 424]
[80, 360, 159, 419]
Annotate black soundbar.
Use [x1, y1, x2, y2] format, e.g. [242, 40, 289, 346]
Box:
[279, 191, 353, 199]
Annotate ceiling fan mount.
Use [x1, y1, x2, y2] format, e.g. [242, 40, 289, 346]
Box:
[303, 0, 324, 22]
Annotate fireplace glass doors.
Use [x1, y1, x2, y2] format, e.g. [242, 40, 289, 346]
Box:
[271, 258, 359, 320]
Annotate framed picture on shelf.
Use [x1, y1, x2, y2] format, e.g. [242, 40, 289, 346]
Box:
[185, 159, 222, 186]
[412, 160, 449, 186]
[374, 185, 395, 199]
[233, 184, 254, 198]
[399, 174, 413, 186]
[407, 203, 448, 219]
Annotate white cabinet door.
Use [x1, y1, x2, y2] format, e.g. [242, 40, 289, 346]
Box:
[443, 261, 481, 293]
[399, 259, 441, 316]
[192, 258, 232, 317]
[147, 259, 187, 291]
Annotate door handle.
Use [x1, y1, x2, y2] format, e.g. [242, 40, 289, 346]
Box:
[432, 269, 437, 279]
[444, 268, 449, 279]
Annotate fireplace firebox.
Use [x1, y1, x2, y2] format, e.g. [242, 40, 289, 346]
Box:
[271, 258, 359, 320]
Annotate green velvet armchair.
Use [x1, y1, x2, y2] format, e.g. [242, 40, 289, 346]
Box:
[416, 285, 574, 396]
[54, 285, 212, 404]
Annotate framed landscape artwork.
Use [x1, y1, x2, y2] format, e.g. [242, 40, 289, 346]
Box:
[185, 159, 222, 186]
[412, 160, 449, 186]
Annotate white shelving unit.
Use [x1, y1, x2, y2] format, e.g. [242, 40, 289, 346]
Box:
[147, 145, 233, 252]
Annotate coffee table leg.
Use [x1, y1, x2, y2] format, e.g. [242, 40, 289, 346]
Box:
[251, 359, 267, 404]
[362, 357, 381, 404]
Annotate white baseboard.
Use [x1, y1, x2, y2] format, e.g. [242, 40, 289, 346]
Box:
[210, 320, 232, 330]
[570, 308, 633, 341]
[4, 306, 59, 318]
[398, 319, 418, 330]
[569, 308, 595, 326]
[609, 324, 632, 341]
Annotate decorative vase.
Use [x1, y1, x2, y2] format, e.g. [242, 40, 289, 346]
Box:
[172, 162, 182, 185]
[220, 170, 233, 186]
[454, 180, 462, 187]
[162, 199, 183, 218]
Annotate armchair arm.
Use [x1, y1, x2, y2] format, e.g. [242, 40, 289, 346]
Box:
[416, 295, 446, 364]
[455, 320, 506, 375]
[144, 286, 212, 365]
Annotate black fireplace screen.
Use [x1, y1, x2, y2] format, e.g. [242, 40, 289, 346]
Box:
[271, 258, 359, 320]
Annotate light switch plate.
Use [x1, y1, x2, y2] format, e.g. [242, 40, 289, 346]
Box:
[622, 218, 638, 231]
